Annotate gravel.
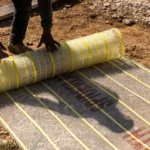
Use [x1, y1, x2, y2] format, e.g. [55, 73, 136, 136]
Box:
[88, 0, 150, 26]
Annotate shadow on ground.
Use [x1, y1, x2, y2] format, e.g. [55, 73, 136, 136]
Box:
[52, 0, 80, 11]
[0, 61, 134, 134]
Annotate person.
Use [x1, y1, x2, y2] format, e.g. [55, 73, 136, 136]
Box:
[0, 42, 8, 60]
[0, 0, 60, 59]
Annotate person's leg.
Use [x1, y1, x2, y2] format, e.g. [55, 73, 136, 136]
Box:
[0, 42, 8, 60]
[9, 0, 32, 54]
[10, 0, 32, 44]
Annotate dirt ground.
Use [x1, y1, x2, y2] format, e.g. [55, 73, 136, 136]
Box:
[0, 0, 150, 149]
[0, 0, 11, 7]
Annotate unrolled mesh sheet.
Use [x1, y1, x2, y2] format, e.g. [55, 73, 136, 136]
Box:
[0, 28, 125, 92]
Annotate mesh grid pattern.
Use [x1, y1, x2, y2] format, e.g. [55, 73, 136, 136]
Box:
[0, 28, 124, 93]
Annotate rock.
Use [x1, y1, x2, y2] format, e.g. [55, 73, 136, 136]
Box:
[146, 17, 150, 25]
[119, 15, 124, 19]
[65, 5, 71, 8]
[89, 5, 96, 10]
[104, 3, 110, 7]
[1, 139, 7, 144]
[106, 20, 110, 24]
[90, 13, 98, 19]
[123, 19, 135, 26]
[102, 7, 106, 10]
[26, 41, 33, 46]
[82, 2, 88, 5]
[118, 18, 123, 23]
[146, 10, 150, 16]
[112, 14, 118, 19]
[0, 131, 8, 134]
[115, 0, 121, 2]
[111, 7, 117, 11]
[116, 2, 121, 7]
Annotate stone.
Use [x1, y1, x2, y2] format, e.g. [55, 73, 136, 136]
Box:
[116, 2, 121, 7]
[102, 7, 107, 10]
[26, 41, 33, 46]
[106, 20, 110, 24]
[89, 5, 96, 10]
[119, 15, 124, 19]
[112, 14, 118, 19]
[123, 19, 136, 26]
[104, 3, 111, 7]
[146, 10, 150, 16]
[90, 13, 98, 19]
[65, 5, 71, 8]
[111, 7, 117, 11]
[146, 17, 150, 25]
[1, 140, 7, 144]
[118, 18, 123, 23]
[0, 131, 8, 135]
[115, 0, 121, 2]
[82, 2, 88, 5]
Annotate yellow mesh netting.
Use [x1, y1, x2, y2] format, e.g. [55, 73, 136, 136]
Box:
[0, 28, 125, 92]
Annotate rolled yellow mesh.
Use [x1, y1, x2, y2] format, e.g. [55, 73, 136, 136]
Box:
[0, 28, 125, 93]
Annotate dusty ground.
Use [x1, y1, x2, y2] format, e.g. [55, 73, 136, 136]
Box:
[0, 0, 11, 7]
[0, 0, 150, 149]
